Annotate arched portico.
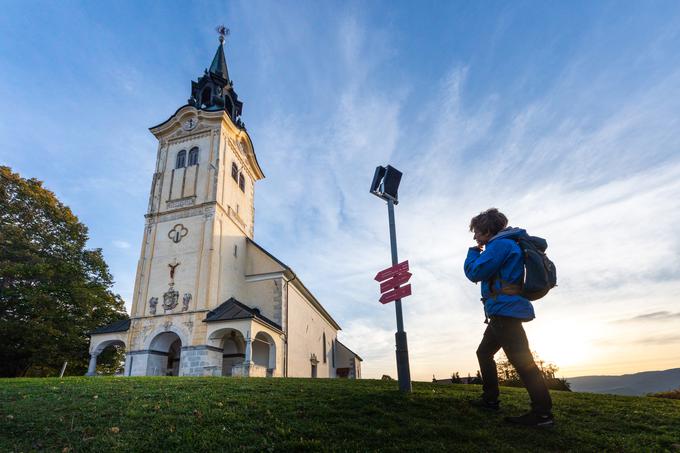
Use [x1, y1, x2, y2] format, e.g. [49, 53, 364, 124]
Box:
[146, 331, 182, 376]
[87, 336, 127, 376]
[253, 331, 276, 377]
[208, 328, 246, 376]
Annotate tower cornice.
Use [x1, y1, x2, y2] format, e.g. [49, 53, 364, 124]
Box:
[149, 105, 264, 180]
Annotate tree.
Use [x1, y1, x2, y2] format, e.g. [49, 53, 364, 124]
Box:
[496, 351, 571, 391]
[470, 370, 483, 385]
[451, 372, 462, 384]
[0, 167, 128, 377]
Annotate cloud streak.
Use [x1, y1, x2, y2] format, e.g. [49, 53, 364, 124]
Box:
[250, 7, 680, 380]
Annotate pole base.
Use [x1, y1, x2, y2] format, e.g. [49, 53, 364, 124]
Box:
[395, 331, 412, 392]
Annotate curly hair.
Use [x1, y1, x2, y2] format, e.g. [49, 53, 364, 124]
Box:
[469, 208, 508, 236]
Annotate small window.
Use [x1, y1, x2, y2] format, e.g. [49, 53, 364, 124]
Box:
[332, 340, 335, 368]
[323, 333, 327, 363]
[239, 172, 245, 192]
[231, 162, 238, 182]
[176, 150, 186, 169]
[188, 147, 199, 166]
[201, 87, 211, 107]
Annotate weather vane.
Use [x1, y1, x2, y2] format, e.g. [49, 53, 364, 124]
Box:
[216, 25, 230, 43]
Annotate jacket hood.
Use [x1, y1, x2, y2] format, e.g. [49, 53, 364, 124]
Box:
[489, 227, 527, 243]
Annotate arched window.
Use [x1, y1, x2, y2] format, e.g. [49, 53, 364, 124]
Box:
[323, 332, 327, 363]
[176, 150, 186, 169]
[201, 87, 211, 107]
[225, 96, 234, 117]
[188, 147, 199, 166]
[231, 162, 238, 182]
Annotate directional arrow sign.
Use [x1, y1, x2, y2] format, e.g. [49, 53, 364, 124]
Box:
[380, 284, 412, 304]
[380, 271, 412, 293]
[374, 260, 409, 282]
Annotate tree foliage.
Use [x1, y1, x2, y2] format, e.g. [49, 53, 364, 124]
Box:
[496, 351, 571, 391]
[0, 166, 128, 377]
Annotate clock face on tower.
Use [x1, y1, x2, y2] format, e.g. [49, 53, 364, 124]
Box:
[182, 118, 197, 131]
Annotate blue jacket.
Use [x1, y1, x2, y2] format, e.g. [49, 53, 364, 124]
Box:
[464, 227, 535, 321]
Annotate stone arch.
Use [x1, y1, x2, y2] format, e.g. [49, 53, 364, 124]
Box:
[91, 338, 126, 356]
[142, 323, 190, 351]
[87, 338, 127, 376]
[253, 331, 276, 375]
[208, 327, 246, 376]
[146, 331, 183, 376]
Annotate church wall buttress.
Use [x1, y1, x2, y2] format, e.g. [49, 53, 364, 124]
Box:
[140, 223, 158, 317]
[197, 211, 217, 311]
[129, 223, 150, 316]
[208, 130, 219, 202]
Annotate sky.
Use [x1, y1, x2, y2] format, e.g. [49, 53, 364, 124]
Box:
[2, 0, 680, 381]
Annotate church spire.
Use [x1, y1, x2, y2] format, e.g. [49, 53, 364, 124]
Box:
[209, 27, 230, 81]
[188, 26, 244, 128]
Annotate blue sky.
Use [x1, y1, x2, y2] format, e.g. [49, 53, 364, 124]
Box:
[2, 1, 680, 380]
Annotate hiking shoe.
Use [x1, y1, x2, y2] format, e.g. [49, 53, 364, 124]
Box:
[504, 411, 555, 428]
[469, 398, 500, 411]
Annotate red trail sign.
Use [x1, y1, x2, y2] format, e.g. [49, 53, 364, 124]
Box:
[374, 260, 409, 282]
[379, 284, 412, 304]
[375, 260, 413, 304]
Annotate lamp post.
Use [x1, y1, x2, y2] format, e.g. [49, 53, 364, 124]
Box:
[370, 165, 412, 392]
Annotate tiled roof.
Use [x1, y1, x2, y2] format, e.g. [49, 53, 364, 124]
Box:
[90, 319, 131, 335]
[204, 297, 281, 331]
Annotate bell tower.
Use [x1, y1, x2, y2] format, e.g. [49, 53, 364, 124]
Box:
[128, 29, 265, 328]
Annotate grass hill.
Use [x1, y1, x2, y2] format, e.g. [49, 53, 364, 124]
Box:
[568, 368, 680, 396]
[1, 377, 679, 452]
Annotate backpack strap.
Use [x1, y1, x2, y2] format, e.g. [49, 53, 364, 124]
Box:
[488, 278, 523, 298]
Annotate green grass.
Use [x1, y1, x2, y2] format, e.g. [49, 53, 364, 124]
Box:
[1, 377, 679, 452]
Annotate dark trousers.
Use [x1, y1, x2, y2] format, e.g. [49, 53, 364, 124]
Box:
[476, 315, 552, 415]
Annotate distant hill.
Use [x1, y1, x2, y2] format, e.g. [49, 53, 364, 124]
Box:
[568, 368, 680, 396]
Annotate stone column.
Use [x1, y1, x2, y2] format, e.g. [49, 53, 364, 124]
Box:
[86, 354, 98, 376]
[244, 333, 253, 365]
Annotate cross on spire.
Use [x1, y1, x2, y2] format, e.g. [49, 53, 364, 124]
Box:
[216, 25, 230, 44]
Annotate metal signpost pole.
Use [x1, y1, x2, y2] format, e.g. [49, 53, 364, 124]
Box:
[387, 198, 412, 392]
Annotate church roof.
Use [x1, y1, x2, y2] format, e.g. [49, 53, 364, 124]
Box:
[204, 297, 282, 331]
[246, 238, 342, 331]
[336, 339, 363, 361]
[89, 318, 131, 335]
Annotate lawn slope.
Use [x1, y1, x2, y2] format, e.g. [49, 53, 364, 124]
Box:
[1, 377, 679, 452]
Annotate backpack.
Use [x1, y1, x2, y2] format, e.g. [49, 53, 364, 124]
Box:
[489, 235, 557, 301]
[516, 235, 557, 301]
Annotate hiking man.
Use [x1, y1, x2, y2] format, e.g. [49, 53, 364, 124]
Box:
[464, 208, 554, 427]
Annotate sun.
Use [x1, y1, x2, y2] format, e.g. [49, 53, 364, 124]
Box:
[524, 322, 597, 372]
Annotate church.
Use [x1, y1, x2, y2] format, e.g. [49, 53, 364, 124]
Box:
[87, 32, 362, 379]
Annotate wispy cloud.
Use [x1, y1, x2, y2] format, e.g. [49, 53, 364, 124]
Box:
[250, 8, 680, 379]
[112, 240, 131, 249]
[636, 335, 680, 346]
[616, 311, 680, 323]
